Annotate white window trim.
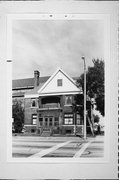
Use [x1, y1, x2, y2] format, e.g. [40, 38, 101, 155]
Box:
[64, 104, 72, 107]
[32, 114, 37, 125]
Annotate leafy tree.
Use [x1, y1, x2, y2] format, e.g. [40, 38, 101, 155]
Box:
[93, 114, 100, 123]
[12, 100, 24, 133]
[77, 59, 104, 116]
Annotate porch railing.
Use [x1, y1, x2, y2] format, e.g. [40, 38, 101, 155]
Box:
[40, 103, 61, 109]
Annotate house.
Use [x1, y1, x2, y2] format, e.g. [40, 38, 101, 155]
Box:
[12, 68, 84, 135]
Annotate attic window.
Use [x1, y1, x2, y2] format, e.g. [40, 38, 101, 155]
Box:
[57, 79, 62, 86]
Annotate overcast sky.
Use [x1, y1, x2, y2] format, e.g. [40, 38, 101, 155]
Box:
[12, 20, 104, 79]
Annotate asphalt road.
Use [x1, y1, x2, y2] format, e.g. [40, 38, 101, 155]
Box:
[12, 135, 104, 158]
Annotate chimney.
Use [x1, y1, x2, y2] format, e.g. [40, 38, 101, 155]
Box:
[34, 70, 40, 87]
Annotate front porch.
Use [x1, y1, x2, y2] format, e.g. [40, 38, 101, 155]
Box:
[36, 107, 84, 136]
[36, 124, 84, 137]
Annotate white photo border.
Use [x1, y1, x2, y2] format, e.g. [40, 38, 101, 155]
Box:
[7, 13, 110, 164]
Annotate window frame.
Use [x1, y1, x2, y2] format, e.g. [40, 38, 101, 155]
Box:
[64, 113, 74, 125]
[64, 95, 73, 106]
[31, 98, 37, 108]
[39, 117, 43, 126]
[32, 114, 37, 125]
[57, 79, 63, 87]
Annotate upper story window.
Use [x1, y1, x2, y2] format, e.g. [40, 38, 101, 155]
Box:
[65, 96, 72, 105]
[76, 114, 81, 125]
[57, 79, 63, 87]
[31, 98, 37, 107]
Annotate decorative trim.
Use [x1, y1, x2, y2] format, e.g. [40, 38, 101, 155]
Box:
[25, 94, 39, 98]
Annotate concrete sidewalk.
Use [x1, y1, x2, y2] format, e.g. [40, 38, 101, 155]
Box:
[12, 135, 104, 158]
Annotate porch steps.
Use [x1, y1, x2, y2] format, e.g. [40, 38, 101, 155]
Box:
[41, 128, 51, 137]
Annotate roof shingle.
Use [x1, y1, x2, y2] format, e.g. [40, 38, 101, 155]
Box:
[12, 75, 79, 90]
[12, 76, 50, 89]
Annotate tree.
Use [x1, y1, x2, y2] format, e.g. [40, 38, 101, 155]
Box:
[93, 114, 100, 123]
[77, 59, 104, 116]
[12, 100, 24, 133]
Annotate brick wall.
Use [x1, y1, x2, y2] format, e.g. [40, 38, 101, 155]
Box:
[39, 109, 61, 117]
[24, 95, 79, 135]
[24, 98, 38, 125]
[24, 125, 37, 133]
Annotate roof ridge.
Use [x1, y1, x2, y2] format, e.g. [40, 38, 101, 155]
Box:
[12, 76, 51, 81]
[38, 68, 79, 94]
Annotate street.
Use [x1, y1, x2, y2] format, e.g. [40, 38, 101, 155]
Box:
[12, 135, 104, 158]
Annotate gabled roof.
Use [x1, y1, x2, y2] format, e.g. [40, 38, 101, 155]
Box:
[38, 68, 79, 94]
[25, 83, 44, 96]
[12, 78, 34, 89]
[13, 68, 82, 98]
[12, 76, 50, 89]
[12, 91, 25, 97]
[24, 68, 82, 98]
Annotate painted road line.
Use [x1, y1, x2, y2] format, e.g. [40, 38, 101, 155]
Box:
[73, 139, 93, 158]
[29, 140, 72, 158]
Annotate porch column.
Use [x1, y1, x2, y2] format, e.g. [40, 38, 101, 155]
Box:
[36, 110, 39, 134]
[74, 112, 77, 135]
[59, 112, 63, 126]
[53, 117, 55, 126]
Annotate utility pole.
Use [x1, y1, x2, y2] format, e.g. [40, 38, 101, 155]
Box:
[82, 56, 87, 139]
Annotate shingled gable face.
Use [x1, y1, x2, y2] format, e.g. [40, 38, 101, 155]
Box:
[37, 68, 81, 96]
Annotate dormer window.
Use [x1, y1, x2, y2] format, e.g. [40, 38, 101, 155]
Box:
[57, 79, 62, 86]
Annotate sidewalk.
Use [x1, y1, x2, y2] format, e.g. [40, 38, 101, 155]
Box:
[12, 135, 104, 158]
[79, 135, 104, 158]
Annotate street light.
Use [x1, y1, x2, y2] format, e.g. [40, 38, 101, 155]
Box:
[82, 56, 87, 139]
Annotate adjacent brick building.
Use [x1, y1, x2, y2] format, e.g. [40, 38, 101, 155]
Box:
[12, 68, 84, 135]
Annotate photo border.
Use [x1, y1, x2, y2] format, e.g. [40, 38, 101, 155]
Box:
[7, 13, 110, 164]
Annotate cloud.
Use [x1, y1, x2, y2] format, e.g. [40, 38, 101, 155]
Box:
[12, 20, 104, 79]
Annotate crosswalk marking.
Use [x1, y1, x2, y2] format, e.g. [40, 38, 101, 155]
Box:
[28, 140, 72, 158]
[73, 139, 93, 158]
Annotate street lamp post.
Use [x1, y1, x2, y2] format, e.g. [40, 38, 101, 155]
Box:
[82, 56, 87, 139]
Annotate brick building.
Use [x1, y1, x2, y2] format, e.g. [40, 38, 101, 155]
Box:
[12, 68, 84, 135]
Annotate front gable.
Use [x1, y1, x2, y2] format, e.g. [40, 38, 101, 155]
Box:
[38, 68, 82, 96]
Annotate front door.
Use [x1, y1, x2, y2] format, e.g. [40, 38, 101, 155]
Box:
[44, 117, 54, 127]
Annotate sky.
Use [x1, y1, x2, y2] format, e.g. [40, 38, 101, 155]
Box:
[12, 19, 104, 79]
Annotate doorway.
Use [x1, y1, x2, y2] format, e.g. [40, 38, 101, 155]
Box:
[44, 117, 54, 127]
